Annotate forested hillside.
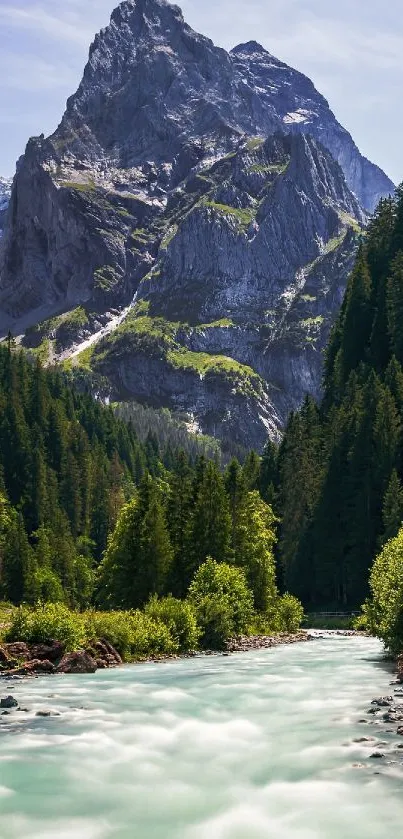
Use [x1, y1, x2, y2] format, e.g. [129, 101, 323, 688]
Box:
[265, 188, 403, 609]
[0, 342, 302, 650]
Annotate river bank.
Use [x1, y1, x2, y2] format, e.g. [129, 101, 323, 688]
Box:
[0, 631, 315, 681]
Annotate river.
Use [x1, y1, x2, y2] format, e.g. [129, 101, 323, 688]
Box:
[1, 635, 402, 838]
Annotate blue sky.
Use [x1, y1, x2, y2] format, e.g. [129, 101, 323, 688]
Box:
[0, 0, 401, 183]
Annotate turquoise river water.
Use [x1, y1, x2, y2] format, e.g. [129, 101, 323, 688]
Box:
[1, 635, 403, 838]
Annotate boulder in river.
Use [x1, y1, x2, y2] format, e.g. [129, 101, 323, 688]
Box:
[0, 695, 18, 708]
[56, 651, 97, 674]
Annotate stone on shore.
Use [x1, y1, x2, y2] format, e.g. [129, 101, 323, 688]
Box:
[56, 651, 97, 674]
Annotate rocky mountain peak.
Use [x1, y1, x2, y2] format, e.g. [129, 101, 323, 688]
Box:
[231, 41, 270, 57]
[0, 0, 395, 449]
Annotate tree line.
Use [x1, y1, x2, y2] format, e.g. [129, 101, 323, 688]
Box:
[0, 342, 302, 644]
[256, 187, 403, 610]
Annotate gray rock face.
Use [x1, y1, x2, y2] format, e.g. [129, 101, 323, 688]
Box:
[0, 176, 12, 236]
[231, 42, 393, 213]
[0, 0, 392, 449]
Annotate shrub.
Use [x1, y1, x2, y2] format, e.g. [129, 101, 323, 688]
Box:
[145, 596, 200, 652]
[364, 528, 403, 655]
[84, 609, 177, 659]
[276, 593, 304, 632]
[189, 558, 254, 649]
[29, 568, 65, 604]
[6, 603, 86, 651]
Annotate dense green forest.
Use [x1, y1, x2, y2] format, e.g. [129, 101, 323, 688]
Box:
[260, 188, 403, 611]
[0, 343, 302, 651]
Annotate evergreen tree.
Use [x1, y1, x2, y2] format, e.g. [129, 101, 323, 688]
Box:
[187, 461, 232, 579]
[382, 470, 403, 546]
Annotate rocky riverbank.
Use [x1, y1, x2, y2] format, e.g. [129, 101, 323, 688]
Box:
[0, 631, 315, 681]
[349, 652, 403, 768]
[0, 639, 122, 678]
[225, 631, 312, 652]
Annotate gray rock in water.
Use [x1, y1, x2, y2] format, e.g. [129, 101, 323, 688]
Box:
[0, 695, 18, 708]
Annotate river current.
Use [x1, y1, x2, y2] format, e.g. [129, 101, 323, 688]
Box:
[1, 635, 402, 838]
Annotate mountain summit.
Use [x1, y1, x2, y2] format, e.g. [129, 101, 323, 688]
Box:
[0, 0, 394, 449]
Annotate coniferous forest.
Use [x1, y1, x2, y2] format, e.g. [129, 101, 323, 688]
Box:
[268, 187, 403, 622]
[0, 340, 303, 653]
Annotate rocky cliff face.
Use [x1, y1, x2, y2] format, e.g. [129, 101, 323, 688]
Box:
[0, 177, 12, 236]
[0, 0, 392, 450]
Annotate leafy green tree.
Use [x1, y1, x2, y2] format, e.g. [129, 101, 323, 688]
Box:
[364, 526, 403, 654]
[188, 558, 254, 648]
[235, 491, 278, 611]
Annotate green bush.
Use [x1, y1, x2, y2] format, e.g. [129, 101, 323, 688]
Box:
[363, 527, 403, 654]
[145, 596, 200, 652]
[30, 568, 65, 604]
[84, 609, 177, 659]
[189, 558, 254, 649]
[276, 593, 304, 632]
[126, 611, 177, 658]
[6, 603, 86, 651]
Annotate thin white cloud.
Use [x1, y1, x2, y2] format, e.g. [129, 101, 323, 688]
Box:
[0, 52, 76, 91]
[0, 3, 101, 45]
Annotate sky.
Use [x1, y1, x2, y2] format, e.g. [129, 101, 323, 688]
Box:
[0, 0, 402, 183]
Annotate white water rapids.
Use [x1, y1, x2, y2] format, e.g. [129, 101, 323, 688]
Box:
[1, 635, 402, 838]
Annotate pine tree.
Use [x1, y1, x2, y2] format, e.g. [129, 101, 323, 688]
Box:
[139, 482, 173, 602]
[188, 461, 232, 579]
[387, 252, 403, 365]
[381, 470, 403, 545]
[167, 452, 194, 597]
[2, 511, 33, 604]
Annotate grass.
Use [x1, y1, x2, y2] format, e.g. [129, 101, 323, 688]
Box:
[322, 232, 347, 255]
[196, 318, 234, 330]
[246, 162, 289, 176]
[107, 301, 179, 345]
[303, 615, 356, 630]
[246, 137, 265, 151]
[167, 347, 263, 395]
[300, 316, 324, 328]
[337, 210, 362, 234]
[84, 302, 262, 397]
[0, 602, 14, 642]
[161, 225, 178, 250]
[31, 338, 54, 365]
[300, 294, 317, 303]
[62, 179, 96, 193]
[93, 265, 121, 291]
[131, 228, 150, 244]
[203, 201, 256, 231]
[63, 344, 97, 373]
[26, 307, 89, 338]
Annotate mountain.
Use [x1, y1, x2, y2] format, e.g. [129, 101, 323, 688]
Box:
[0, 0, 394, 449]
[0, 176, 12, 236]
